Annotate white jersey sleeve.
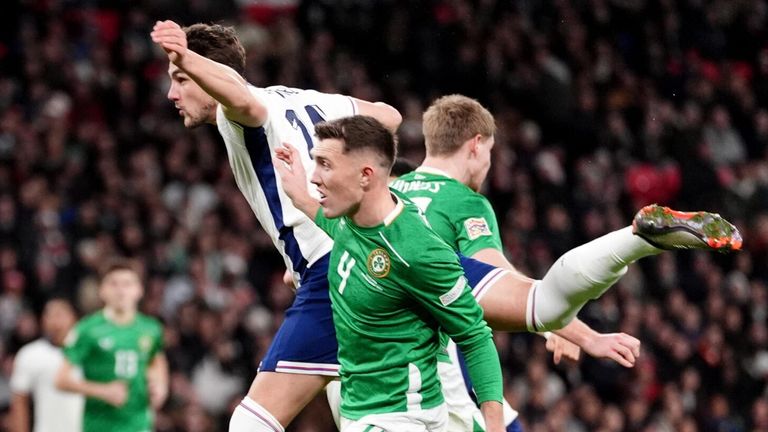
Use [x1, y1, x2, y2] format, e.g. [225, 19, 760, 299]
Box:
[10, 344, 34, 394]
[216, 85, 356, 283]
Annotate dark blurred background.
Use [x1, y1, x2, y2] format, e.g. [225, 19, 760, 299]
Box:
[0, 1, 767, 431]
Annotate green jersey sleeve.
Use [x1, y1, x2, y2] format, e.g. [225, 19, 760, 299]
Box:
[314, 207, 342, 238]
[454, 194, 503, 257]
[63, 322, 93, 366]
[404, 241, 503, 404]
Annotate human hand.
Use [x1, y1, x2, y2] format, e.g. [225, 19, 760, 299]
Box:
[582, 332, 641, 368]
[545, 332, 581, 364]
[98, 381, 128, 407]
[150, 20, 187, 65]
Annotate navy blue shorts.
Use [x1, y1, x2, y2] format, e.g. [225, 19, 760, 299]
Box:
[507, 418, 524, 432]
[458, 254, 509, 301]
[259, 253, 507, 376]
[259, 255, 340, 376]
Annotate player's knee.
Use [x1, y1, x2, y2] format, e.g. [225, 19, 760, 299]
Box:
[229, 397, 285, 432]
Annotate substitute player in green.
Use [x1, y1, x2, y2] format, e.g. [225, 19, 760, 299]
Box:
[274, 115, 505, 431]
[56, 260, 168, 432]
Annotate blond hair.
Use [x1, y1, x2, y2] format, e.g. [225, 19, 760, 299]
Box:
[422, 95, 496, 156]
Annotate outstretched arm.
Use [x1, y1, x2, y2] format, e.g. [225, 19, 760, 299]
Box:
[274, 142, 320, 219]
[151, 20, 267, 127]
[55, 359, 127, 407]
[353, 99, 402, 133]
[552, 320, 641, 367]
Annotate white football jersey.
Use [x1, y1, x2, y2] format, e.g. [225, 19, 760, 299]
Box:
[10, 339, 84, 432]
[217, 85, 357, 284]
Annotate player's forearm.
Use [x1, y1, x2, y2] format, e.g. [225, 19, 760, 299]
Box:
[176, 50, 262, 122]
[552, 318, 599, 349]
[353, 99, 402, 133]
[456, 333, 503, 405]
[56, 371, 107, 401]
[480, 400, 505, 432]
[148, 354, 170, 408]
[9, 394, 30, 432]
[290, 194, 319, 221]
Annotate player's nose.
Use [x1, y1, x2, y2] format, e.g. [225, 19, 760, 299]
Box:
[310, 169, 321, 186]
[167, 82, 179, 101]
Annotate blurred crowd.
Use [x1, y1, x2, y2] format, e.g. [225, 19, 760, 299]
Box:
[0, 0, 767, 431]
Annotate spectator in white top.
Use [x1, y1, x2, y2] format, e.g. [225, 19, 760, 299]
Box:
[9, 298, 83, 432]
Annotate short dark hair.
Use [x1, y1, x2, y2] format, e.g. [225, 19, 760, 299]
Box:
[314, 116, 397, 169]
[184, 23, 246, 76]
[98, 258, 141, 284]
[390, 157, 417, 177]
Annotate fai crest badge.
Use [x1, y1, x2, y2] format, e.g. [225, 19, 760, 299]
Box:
[139, 335, 154, 353]
[464, 217, 492, 240]
[367, 248, 391, 278]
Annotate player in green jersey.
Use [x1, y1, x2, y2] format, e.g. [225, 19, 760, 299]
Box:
[275, 115, 505, 431]
[56, 259, 168, 432]
[390, 94, 741, 431]
[392, 94, 739, 339]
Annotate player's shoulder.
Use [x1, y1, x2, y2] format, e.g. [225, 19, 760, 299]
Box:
[77, 311, 107, 329]
[135, 313, 163, 332]
[15, 338, 50, 359]
[66, 312, 105, 344]
[387, 201, 456, 260]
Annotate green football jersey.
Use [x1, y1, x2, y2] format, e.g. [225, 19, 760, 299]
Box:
[315, 197, 502, 420]
[391, 167, 503, 256]
[64, 311, 163, 432]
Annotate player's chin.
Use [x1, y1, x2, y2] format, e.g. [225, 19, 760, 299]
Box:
[183, 116, 205, 129]
[320, 204, 343, 219]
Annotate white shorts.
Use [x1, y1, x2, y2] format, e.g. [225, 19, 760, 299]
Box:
[440, 341, 519, 431]
[340, 403, 447, 432]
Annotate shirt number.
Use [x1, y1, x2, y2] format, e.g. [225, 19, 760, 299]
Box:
[285, 105, 326, 157]
[114, 350, 139, 378]
[337, 251, 356, 295]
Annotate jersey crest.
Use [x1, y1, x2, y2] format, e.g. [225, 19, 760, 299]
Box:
[139, 335, 154, 353]
[98, 337, 114, 350]
[464, 217, 492, 240]
[367, 248, 391, 278]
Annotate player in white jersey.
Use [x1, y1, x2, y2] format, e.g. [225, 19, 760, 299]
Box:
[9, 298, 83, 432]
[151, 20, 401, 432]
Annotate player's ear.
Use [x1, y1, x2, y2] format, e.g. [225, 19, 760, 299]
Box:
[360, 165, 374, 188]
[468, 134, 483, 157]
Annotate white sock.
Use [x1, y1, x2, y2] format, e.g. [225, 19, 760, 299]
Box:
[527, 227, 660, 331]
[229, 397, 285, 432]
[325, 380, 342, 430]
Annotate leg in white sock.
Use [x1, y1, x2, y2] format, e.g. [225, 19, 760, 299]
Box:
[325, 380, 342, 430]
[229, 397, 286, 432]
[528, 227, 661, 331]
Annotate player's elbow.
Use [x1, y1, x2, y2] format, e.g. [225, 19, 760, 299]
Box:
[54, 367, 73, 391]
[358, 100, 402, 133]
[378, 103, 402, 133]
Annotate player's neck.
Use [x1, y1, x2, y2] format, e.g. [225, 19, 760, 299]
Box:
[103, 307, 137, 325]
[48, 330, 68, 346]
[420, 156, 471, 185]
[351, 186, 398, 227]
